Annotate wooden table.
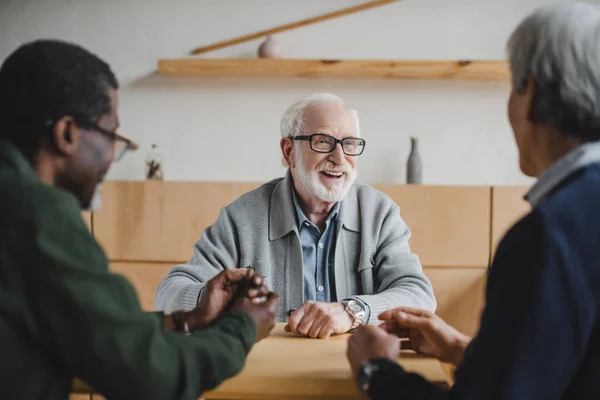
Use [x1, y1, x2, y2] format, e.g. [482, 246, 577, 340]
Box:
[73, 324, 450, 399]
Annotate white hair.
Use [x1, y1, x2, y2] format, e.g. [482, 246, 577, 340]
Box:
[507, 2, 600, 140]
[280, 93, 360, 138]
[280, 93, 360, 167]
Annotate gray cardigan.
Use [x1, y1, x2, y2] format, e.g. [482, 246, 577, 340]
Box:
[155, 173, 436, 323]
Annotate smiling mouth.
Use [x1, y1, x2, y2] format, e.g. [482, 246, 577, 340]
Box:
[320, 171, 344, 179]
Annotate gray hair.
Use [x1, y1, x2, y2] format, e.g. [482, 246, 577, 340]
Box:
[507, 2, 600, 141]
[280, 93, 360, 138]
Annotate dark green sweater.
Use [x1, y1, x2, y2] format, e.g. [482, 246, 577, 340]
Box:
[0, 140, 257, 400]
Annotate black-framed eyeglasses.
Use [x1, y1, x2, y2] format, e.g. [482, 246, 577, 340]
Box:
[88, 123, 135, 162]
[293, 133, 366, 156]
[45, 118, 137, 162]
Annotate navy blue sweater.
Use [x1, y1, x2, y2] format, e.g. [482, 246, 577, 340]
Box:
[369, 165, 600, 399]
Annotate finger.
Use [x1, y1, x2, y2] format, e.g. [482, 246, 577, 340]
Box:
[297, 311, 316, 336]
[311, 313, 334, 338]
[224, 268, 251, 282]
[252, 274, 263, 287]
[263, 292, 280, 310]
[378, 310, 393, 320]
[381, 319, 410, 338]
[318, 322, 334, 339]
[394, 311, 432, 333]
[296, 304, 318, 336]
[396, 307, 434, 318]
[378, 318, 394, 329]
[287, 302, 309, 333]
[308, 319, 323, 338]
[379, 307, 432, 321]
[252, 284, 270, 297]
[247, 282, 268, 298]
[284, 324, 291, 332]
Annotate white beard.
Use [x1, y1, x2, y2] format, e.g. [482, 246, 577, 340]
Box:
[86, 183, 103, 212]
[294, 147, 356, 202]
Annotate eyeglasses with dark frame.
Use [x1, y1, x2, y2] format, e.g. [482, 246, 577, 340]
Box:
[293, 133, 366, 156]
[88, 123, 135, 162]
[45, 118, 135, 162]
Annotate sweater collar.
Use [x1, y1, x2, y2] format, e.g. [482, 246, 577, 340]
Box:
[526, 141, 600, 207]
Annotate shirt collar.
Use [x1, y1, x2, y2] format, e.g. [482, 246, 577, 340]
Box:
[291, 185, 341, 230]
[526, 141, 600, 207]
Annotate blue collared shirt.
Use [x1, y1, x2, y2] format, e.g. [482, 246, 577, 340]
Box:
[291, 188, 371, 325]
[292, 189, 340, 303]
[526, 141, 600, 207]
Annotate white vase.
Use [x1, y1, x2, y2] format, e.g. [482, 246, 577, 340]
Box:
[257, 36, 283, 58]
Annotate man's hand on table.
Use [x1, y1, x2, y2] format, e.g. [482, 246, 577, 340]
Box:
[284, 301, 354, 339]
[378, 307, 472, 367]
[189, 269, 270, 329]
[346, 325, 401, 377]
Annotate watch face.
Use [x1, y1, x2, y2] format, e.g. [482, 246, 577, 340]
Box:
[347, 300, 363, 313]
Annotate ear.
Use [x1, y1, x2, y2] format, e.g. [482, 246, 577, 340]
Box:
[280, 137, 295, 168]
[524, 76, 536, 121]
[51, 116, 81, 157]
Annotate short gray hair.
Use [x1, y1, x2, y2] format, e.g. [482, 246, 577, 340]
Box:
[280, 93, 360, 138]
[507, 2, 600, 141]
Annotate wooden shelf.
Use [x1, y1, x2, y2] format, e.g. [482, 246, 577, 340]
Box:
[157, 58, 509, 80]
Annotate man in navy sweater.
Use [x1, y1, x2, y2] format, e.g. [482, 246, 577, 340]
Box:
[346, 3, 600, 399]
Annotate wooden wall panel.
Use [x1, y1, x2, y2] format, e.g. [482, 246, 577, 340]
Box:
[424, 267, 487, 337]
[491, 186, 530, 258]
[96, 182, 492, 268]
[110, 262, 175, 311]
[374, 185, 491, 267]
[94, 181, 260, 262]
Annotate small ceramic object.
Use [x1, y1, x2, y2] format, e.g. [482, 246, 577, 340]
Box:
[406, 137, 422, 184]
[257, 35, 283, 58]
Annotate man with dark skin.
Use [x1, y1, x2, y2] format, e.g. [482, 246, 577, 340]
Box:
[0, 39, 279, 400]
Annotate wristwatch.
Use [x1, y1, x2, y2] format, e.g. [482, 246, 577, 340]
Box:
[355, 358, 397, 397]
[342, 299, 365, 330]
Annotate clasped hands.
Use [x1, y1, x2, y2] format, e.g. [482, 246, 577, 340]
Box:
[346, 308, 472, 377]
[186, 268, 280, 341]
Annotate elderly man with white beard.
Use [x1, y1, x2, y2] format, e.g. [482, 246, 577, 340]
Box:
[155, 93, 436, 338]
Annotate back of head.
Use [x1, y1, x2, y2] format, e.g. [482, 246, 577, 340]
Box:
[507, 2, 600, 141]
[0, 39, 119, 159]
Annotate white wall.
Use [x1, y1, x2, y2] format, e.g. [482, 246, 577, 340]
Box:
[1, 0, 588, 185]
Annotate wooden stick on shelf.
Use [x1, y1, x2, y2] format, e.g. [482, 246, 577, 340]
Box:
[190, 0, 400, 55]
